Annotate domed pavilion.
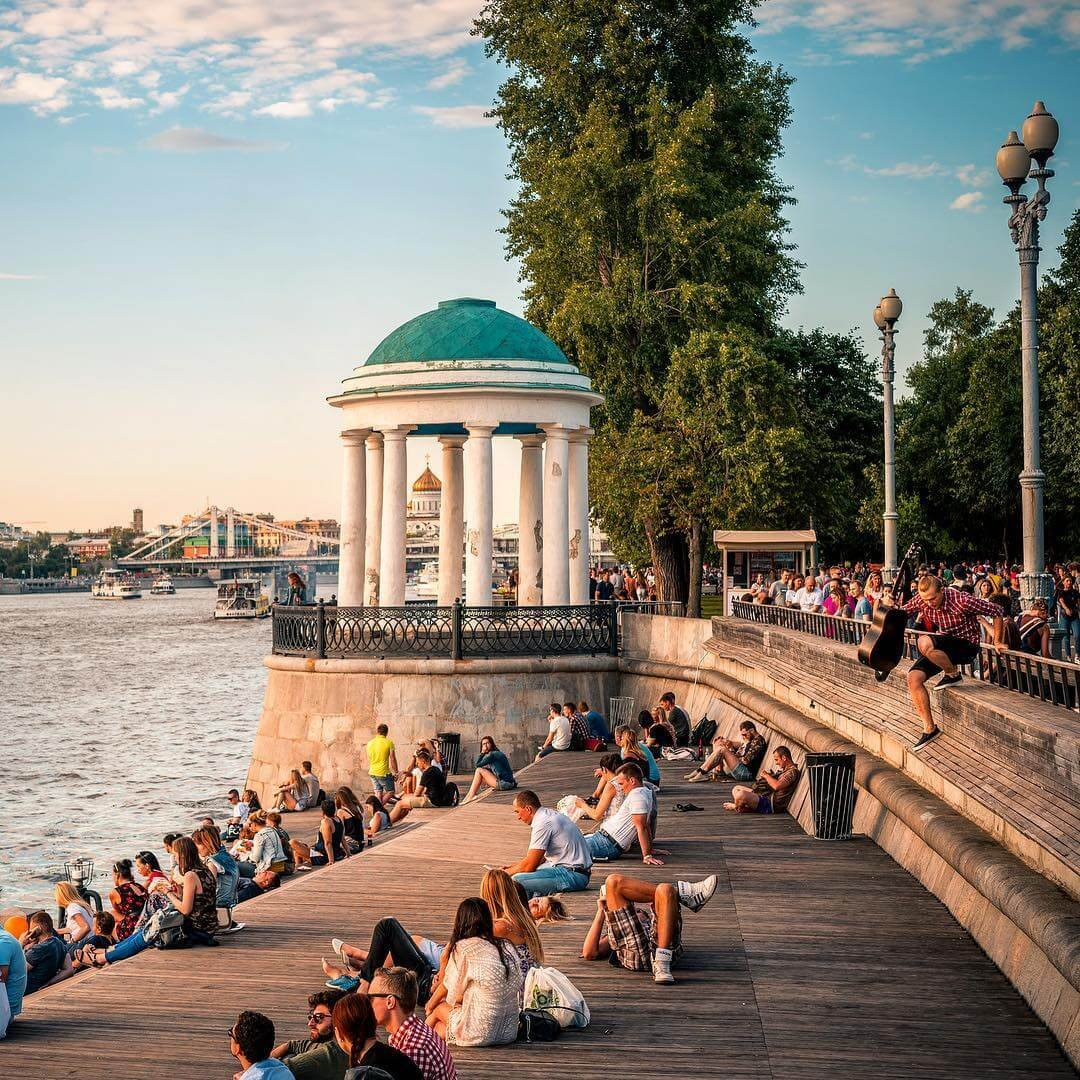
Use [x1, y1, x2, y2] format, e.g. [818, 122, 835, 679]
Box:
[329, 297, 602, 608]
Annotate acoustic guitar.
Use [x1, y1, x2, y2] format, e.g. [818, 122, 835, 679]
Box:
[857, 542, 921, 682]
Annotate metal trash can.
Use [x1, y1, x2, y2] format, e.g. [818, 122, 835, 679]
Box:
[805, 752, 857, 840]
[436, 732, 462, 776]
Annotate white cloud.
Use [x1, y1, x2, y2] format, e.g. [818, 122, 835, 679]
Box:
[414, 104, 493, 129]
[836, 155, 995, 188]
[256, 100, 312, 119]
[0, 272, 41, 280]
[758, 0, 1080, 59]
[145, 126, 283, 153]
[150, 85, 189, 112]
[0, 70, 68, 113]
[0, 1, 478, 119]
[93, 86, 143, 109]
[427, 58, 470, 90]
[950, 190, 986, 212]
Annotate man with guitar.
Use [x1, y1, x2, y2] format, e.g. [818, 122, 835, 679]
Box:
[889, 575, 1006, 751]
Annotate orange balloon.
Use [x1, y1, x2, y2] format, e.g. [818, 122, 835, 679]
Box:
[3, 914, 28, 939]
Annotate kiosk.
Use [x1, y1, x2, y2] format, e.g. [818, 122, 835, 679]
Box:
[713, 529, 817, 614]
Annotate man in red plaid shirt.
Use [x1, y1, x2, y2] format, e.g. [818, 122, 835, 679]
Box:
[895, 575, 1005, 751]
[370, 966, 458, 1080]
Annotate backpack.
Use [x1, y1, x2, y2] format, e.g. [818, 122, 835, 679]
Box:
[689, 715, 718, 748]
[442, 782, 460, 807]
[143, 908, 187, 950]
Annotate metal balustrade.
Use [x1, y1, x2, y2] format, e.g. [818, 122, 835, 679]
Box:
[731, 599, 1080, 710]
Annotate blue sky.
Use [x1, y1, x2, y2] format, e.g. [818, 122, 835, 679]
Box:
[1, 1, 1077, 531]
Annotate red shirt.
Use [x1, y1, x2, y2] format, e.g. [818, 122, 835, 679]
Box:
[389, 1014, 458, 1080]
[903, 587, 1001, 646]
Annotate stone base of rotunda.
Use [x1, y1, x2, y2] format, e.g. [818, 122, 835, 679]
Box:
[246, 654, 620, 803]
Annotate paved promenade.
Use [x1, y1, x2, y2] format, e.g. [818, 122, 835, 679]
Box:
[4, 755, 1073, 1079]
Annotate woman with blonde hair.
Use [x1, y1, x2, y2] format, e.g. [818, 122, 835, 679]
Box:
[274, 768, 304, 812]
[480, 868, 543, 977]
[55, 882, 94, 950]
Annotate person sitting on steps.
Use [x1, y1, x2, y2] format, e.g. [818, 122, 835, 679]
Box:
[686, 720, 767, 783]
[581, 871, 718, 984]
[725, 746, 800, 815]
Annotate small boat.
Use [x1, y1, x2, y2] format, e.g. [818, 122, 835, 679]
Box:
[214, 578, 270, 619]
[91, 569, 142, 600]
[149, 575, 176, 595]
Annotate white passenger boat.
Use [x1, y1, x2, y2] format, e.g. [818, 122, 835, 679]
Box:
[149, 575, 176, 595]
[214, 578, 270, 619]
[91, 569, 142, 599]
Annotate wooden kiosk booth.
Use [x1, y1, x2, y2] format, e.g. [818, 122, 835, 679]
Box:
[713, 529, 817, 614]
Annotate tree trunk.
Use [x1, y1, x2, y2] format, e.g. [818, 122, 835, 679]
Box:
[647, 525, 689, 607]
[687, 519, 702, 619]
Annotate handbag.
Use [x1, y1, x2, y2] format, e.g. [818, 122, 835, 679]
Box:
[523, 965, 591, 1029]
[517, 1009, 562, 1042]
[143, 907, 187, 950]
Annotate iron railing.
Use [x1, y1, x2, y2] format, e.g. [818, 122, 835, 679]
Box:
[731, 600, 1080, 710]
[273, 599, 619, 659]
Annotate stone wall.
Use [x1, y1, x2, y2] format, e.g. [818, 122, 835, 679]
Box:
[247, 654, 618, 802]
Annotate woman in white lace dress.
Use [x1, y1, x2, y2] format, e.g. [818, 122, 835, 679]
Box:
[425, 897, 521, 1047]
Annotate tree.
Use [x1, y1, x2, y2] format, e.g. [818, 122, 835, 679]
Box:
[476, 0, 800, 602]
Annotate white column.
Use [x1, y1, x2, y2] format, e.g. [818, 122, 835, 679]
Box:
[364, 434, 383, 607]
[541, 425, 571, 605]
[438, 436, 466, 606]
[378, 426, 413, 606]
[225, 508, 236, 558]
[209, 505, 219, 558]
[568, 428, 592, 604]
[464, 424, 495, 606]
[516, 434, 545, 606]
[337, 431, 368, 606]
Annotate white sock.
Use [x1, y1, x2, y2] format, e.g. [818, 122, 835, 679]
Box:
[654, 947, 673, 968]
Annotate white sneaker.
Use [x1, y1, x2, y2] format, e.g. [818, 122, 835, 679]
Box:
[331, 937, 345, 956]
[652, 947, 675, 984]
[677, 874, 718, 912]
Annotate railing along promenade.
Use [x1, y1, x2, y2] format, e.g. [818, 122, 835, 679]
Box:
[272, 598, 685, 660]
[731, 599, 1080, 710]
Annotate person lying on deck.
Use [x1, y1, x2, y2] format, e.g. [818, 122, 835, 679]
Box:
[583, 762, 663, 866]
[269, 987, 350, 1079]
[686, 720, 768, 784]
[581, 871, 718, 984]
[724, 747, 800, 815]
[503, 790, 592, 898]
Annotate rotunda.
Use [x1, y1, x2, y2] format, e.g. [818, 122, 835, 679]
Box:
[329, 297, 602, 608]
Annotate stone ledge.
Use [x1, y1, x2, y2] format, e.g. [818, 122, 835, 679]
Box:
[619, 651, 1080, 1065]
[265, 653, 620, 676]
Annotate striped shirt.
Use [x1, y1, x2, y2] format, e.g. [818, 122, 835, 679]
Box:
[902, 587, 1001, 646]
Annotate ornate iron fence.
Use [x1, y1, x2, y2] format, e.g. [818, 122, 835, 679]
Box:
[731, 600, 1079, 710]
[272, 600, 619, 659]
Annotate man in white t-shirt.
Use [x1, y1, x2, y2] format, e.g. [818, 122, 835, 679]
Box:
[504, 790, 592, 897]
[535, 702, 572, 761]
[792, 574, 824, 612]
[584, 762, 662, 864]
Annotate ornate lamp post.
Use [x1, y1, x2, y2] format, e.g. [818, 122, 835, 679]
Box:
[874, 288, 902, 582]
[995, 102, 1059, 611]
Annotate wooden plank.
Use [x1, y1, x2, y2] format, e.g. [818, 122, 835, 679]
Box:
[2, 754, 1072, 1078]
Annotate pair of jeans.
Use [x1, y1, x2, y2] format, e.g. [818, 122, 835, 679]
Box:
[237, 860, 257, 880]
[513, 865, 590, 897]
[370, 774, 394, 795]
[585, 829, 625, 861]
[537, 745, 567, 759]
[358, 918, 434, 1003]
[1062, 616, 1080, 656]
[105, 928, 148, 964]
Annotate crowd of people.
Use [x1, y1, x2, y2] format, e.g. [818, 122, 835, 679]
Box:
[0, 689, 794, 1076]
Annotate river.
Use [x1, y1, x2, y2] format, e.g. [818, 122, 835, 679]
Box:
[0, 587, 285, 912]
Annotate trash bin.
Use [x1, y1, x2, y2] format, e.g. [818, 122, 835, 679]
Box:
[805, 752, 857, 840]
[436, 732, 462, 776]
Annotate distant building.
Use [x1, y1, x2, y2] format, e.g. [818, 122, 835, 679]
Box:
[277, 518, 340, 542]
[66, 536, 111, 559]
[132, 507, 144, 534]
[0, 522, 28, 549]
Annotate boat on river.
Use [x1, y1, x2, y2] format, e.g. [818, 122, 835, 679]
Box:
[214, 578, 270, 619]
[91, 569, 142, 599]
[149, 575, 176, 595]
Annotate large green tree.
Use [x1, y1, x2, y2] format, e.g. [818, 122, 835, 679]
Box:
[476, 0, 801, 601]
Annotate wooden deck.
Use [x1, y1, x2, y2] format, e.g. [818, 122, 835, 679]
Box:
[4, 754, 1073, 1079]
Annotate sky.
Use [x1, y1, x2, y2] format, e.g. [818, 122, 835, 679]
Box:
[1, 0, 1078, 532]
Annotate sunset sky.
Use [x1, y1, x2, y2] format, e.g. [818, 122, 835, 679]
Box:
[2, 1, 1078, 531]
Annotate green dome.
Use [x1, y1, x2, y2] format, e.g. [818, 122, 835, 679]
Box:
[365, 298, 569, 366]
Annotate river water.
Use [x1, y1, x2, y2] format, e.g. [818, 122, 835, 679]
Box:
[0, 588, 279, 912]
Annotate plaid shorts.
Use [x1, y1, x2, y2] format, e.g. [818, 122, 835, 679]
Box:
[604, 903, 683, 972]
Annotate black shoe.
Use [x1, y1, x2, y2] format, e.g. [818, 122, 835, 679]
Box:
[930, 671, 963, 692]
[910, 728, 940, 752]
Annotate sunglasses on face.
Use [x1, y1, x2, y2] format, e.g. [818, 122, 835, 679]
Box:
[308, 1011, 332, 1022]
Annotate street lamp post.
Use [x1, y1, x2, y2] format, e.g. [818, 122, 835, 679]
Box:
[874, 289, 902, 583]
[995, 101, 1059, 612]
